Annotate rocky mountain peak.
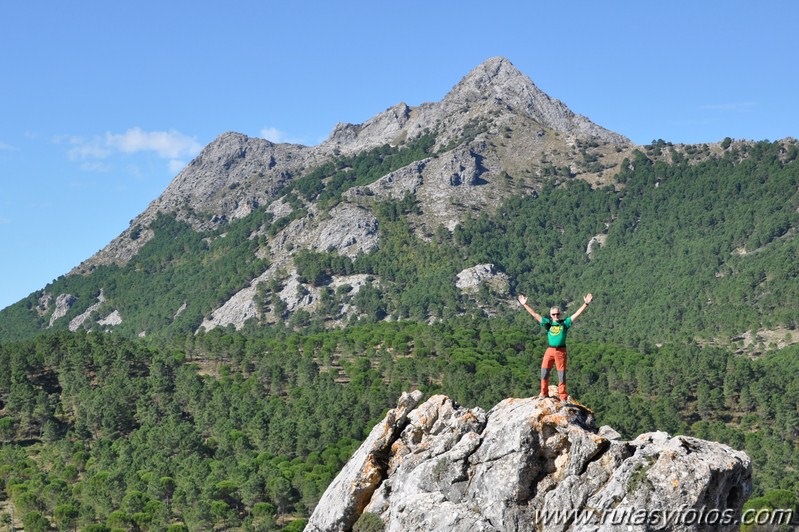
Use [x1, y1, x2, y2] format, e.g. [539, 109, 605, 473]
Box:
[444, 56, 536, 105]
[307, 392, 752, 532]
[158, 131, 305, 210]
[321, 56, 629, 157]
[445, 56, 629, 145]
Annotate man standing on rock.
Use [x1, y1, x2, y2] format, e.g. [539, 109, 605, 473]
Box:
[517, 293, 593, 401]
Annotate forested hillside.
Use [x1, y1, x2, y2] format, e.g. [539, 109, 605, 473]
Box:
[1, 320, 797, 530]
[1, 140, 799, 530]
[298, 139, 799, 347]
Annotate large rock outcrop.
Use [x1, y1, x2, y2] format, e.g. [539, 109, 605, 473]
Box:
[307, 392, 752, 532]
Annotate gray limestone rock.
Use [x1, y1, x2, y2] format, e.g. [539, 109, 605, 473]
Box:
[199, 277, 261, 331]
[48, 293, 76, 327]
[68, 289, 106, 331]
[305, 390, 424, 532]
[456, 264, 509, 294]
[586, 233, 608, 257]
[97, 310, 122, 327]
[36, 292, 52, 316]
[345, 160, 427, 202]
[307, 394, 752, 532]
[312, 204, 379, 258]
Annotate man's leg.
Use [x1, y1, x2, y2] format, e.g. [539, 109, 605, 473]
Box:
[554, 349, 568, 400]
[540, 348, 555, 397]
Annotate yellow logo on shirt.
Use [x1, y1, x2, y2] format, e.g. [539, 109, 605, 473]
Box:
[550, 325, 562, 335]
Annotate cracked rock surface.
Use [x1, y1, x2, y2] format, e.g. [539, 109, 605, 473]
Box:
[307, 393, 751, 532]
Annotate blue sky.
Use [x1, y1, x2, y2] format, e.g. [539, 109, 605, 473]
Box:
[1, 0, 797, 311]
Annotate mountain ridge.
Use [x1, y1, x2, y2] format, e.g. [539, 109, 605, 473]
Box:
[69, 56, 631, 277]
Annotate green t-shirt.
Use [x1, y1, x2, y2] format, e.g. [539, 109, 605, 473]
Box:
[541, 316, 572, 347]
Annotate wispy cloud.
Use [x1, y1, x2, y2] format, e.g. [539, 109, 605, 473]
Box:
[0, 141, 17, 151]
[259, 126, 306, 144]
[105, 127, 201, 158]
[0, 215, 10, 225]
[59, 135, 111, 160]
[700, 102, 757, 112]
[57, 128, 202, 170]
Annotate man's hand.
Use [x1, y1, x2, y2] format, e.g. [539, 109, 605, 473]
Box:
[517, 294, 541, 321]
[584, 293, 593, 305]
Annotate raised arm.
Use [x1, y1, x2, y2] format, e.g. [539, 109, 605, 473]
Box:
[569, 293, 593, 322]
[517, 294, 543, 323]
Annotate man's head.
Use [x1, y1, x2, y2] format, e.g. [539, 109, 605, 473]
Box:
[550, 307, 562, 320]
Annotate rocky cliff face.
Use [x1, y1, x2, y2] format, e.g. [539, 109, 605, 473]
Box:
[306, 392, 752, 532]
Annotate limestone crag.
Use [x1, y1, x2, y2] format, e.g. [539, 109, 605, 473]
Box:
[456, 263, 509, 294]
[345, 161, 427, 203]
[306, 393, 752, 532]
[346, 141, 512, 234]
[586, 233, 608, 257]
[98, 310, 122, 327]
[68, 289, 106, 332]
[438, 56, 629, 146]
[266, 203, 379, 266]
[311, 204, 379, 258]
[155, 132, 311, 218]
[199, 275, 262, 332]
[48, 293, 76, 328]
[322, 102, 413, 156]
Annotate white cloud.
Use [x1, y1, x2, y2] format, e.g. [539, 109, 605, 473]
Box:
[259, 126, 308, 145]
[105, 127, 201, 159]
[0, 141, 17, 151]
[260, 127, 289, 143]
[58, 128, 202, 163]
[59, 135, 111, 160]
